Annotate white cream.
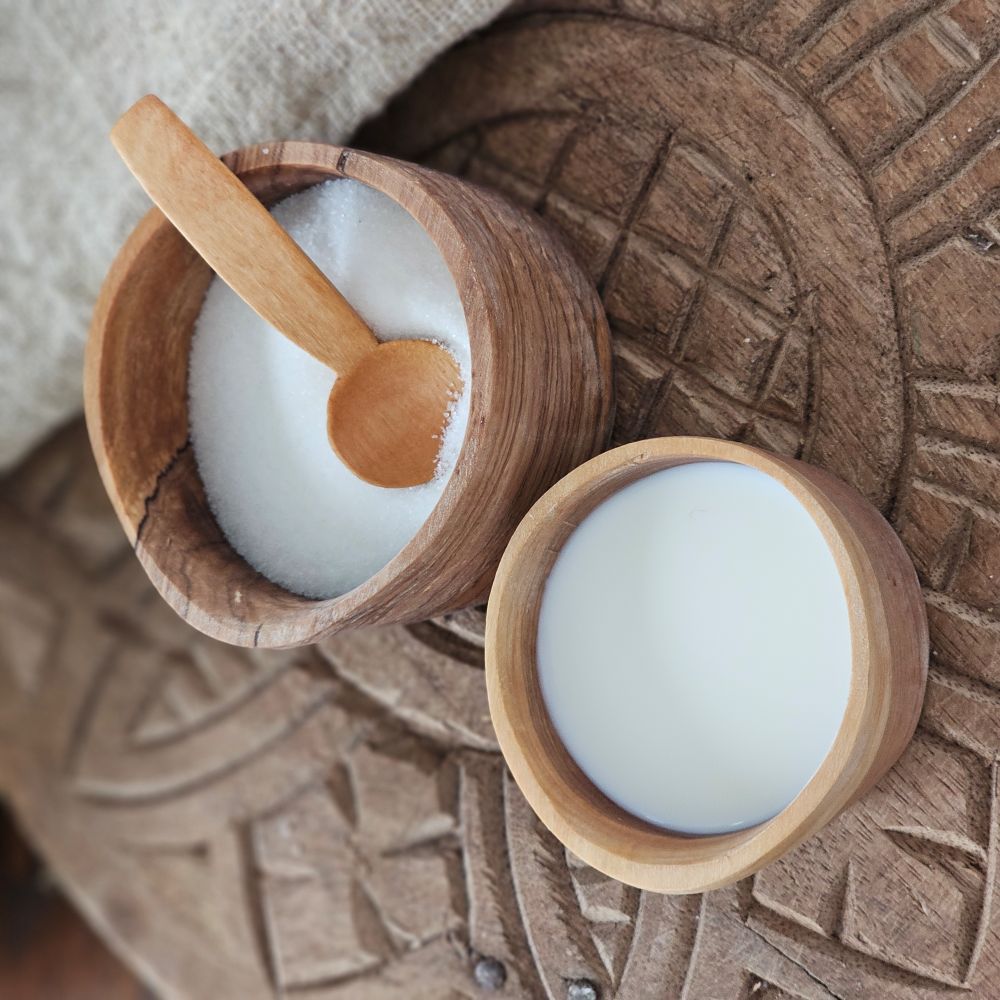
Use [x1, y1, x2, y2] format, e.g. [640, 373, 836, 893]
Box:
[188, 179, 470, 599]
[536, 461, 852, 835]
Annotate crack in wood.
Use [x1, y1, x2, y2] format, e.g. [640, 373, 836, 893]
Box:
[133, 439, 192, 548]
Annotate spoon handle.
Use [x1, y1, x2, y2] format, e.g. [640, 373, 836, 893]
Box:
[111, 95, 377, 374]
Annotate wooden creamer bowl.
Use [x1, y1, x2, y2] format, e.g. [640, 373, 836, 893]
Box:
[485, 436, 928, 893]
[85, 143, 613, 647]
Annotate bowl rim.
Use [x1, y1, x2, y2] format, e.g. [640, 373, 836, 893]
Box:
[86, 141, 499, 646]
[485, 435, 897, 893]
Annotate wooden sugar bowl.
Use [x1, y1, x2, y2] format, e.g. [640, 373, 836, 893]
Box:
[85, 143, 613, 647]
[486, 437, 929, 894]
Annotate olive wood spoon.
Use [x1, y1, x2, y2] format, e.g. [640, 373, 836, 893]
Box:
[110, 95, 461, 489]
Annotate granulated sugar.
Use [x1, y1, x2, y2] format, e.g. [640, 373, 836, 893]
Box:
[188, 179, 470, 598]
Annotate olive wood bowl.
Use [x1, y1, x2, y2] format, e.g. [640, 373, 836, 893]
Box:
[485, 436, 928, 893]
[85, 143, 613, 647]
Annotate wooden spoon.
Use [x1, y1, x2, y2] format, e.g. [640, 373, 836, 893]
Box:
[110, 95, 461, 489]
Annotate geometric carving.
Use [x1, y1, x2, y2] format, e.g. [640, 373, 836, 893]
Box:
[752, 731, 997, 988]
[252, 743, 462, 991]
[372, 12, 905, 505]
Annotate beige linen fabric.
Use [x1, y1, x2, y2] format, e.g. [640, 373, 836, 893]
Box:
[0, 0, 504, 471]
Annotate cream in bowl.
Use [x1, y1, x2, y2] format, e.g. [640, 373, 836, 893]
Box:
[486, 437, 928, 893]
[537, 459, 852, 835]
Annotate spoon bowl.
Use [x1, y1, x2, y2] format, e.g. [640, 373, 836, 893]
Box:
[328, 339, 462, 488]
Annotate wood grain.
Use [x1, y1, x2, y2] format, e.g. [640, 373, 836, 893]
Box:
[486, 436, 928, 893]
[3, 0, 1000, 996]
[85, 142, 613, 647]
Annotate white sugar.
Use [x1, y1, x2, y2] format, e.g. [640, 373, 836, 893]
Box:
[188, 179, 470, 599]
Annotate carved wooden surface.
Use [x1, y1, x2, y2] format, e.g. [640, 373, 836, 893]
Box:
[2, 0, 1000, 996]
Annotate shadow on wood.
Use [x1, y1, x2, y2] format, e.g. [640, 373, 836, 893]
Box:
[0, 804, 152, 1000]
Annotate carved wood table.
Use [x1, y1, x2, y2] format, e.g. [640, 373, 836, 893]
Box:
[3, 1, 1000, 996]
